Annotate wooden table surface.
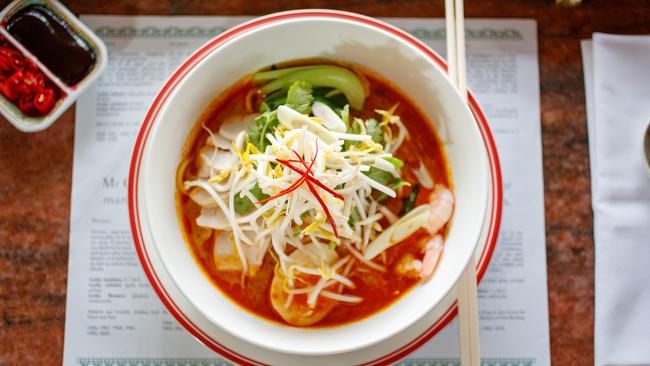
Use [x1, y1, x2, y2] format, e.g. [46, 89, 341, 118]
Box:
[0, 1, 648, 365]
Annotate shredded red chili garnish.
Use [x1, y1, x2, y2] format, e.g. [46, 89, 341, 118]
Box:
[256, 145, 319, 205]
[257, 144, 342, 238]
[304, 179, 340, 238]
[276, 150, 345, 201]
[0, 36, 61, 117]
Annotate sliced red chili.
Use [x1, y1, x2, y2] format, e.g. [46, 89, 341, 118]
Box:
[23, 59, 40, 73]
[23, 71, 43, 92]
[0, 46, 22, 59]
[34, 88, 55, 114]
[8, 70, 31, 95]
[18, 93, 38, 116]
[0, 54, 12, 72]
[0, 78, 20, 101]
[0, 39, 60, 116]
[33, 72, 46, 91]
[9, 53, 23, 70]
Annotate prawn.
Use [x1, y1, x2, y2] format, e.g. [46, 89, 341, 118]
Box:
[420, 234, 443, 280]
[425, 184, 454, 234]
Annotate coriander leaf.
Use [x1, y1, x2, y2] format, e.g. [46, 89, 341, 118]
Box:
[247, 111, 279, 151]
[233, 184, 269, 215]
[383, 156, 404, 169]
[285, 80, 313, 114]
[400, 184, 420, 216]
[364, 167, 392, 186]
[365, 118, 384, 144]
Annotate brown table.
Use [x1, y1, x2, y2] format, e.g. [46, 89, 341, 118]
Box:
[1, 1, 648, 365]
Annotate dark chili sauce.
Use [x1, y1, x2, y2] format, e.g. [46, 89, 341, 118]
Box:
[6, 4, 95, 86]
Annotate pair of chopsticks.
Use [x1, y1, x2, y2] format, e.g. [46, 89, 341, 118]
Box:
[444, 0, 481, 365]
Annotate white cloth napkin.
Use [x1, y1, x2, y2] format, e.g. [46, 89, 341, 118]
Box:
[582, 34, 650, 366]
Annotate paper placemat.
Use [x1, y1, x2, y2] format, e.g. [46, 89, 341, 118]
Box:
[63, 16, 550, 366]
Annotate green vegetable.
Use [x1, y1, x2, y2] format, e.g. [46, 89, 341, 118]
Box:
[313, 88, 348, 111]
[365, 118, 384, 145]
[257, 65, 366, 110]
[234, 184, 269, 214]
[324, 89, 342, 97]
[391, 178, 411, 190]
[400, 184, 420, 216]
[343, 118, 363, 151]
[253, 65, 318, 83]
[261, 91, 287, 111]
[342, 118, 383, 151]
[328, 241, 337, 250]
[364, 167, 392, 186]
[376, 178, 411, 202]
[293, 225, 301, 237]
[348, 207, 362, 226]
[247, 111, 279, 151]
[340, 105, 350, 126]
[285, 80, 313, 114]
[383, 156, 404, 169]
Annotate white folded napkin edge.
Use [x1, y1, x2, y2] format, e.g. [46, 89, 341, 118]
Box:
[582, 33, 650, 366]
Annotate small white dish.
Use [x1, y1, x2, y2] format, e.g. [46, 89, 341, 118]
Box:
[0, 0, 107, 132]
[643, 122, 650, 178]
[129, 9, 501, 357]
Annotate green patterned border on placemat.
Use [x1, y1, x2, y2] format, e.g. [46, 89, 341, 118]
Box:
[93, 26, 522, 41]
[409, 27, 523, 40]
[397, 358, 535, 366]
[78, 357, 534, 366]
[94, 26, 228, 38]
[78, 358, 232, 366]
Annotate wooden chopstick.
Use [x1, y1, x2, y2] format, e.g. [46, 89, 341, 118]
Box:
[454, 0, 468, 102]
[444, 0, 481, 365]
[445, 0, 457, 87]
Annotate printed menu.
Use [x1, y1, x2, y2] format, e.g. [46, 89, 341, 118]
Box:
[64, 16, 550, 366]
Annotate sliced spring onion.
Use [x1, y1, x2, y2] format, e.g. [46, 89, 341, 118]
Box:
[276, 105, 338, 144]
[364, 204, 430, 260]
[312, 101, 347, 132]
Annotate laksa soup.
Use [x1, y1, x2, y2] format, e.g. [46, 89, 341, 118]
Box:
[175, 60, 454, 327]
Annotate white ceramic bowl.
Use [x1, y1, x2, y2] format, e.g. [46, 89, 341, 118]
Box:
[132, 10, 489, 356]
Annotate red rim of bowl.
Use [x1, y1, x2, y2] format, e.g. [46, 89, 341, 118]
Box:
[128, 9, 503, 366]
